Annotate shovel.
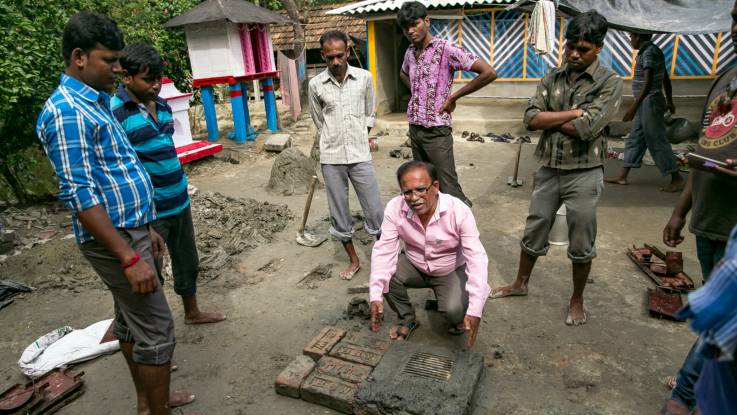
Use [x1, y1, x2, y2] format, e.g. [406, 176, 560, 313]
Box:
[296, 175, 327, 247]
[507, 139, 525, 187]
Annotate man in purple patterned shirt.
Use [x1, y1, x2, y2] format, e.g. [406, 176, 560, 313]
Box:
[398, 1, 497, 207]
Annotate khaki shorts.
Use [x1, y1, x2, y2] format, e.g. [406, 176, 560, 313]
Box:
[80, 226, 175, 365]
[521, 166, 604, 263]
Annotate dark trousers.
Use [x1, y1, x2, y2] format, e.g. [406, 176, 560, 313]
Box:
[384, 254, 469, 326]
[671, 236, 728, 409]
[408, 124, 471, 207]
[152, 204, 200, 297]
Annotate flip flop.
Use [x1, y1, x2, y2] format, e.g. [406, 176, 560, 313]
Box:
[565, 303, 588, 326]
[390, 321, 420, 341]
[489, 286, 528, 299]
[340, 265, 361, 280]
[169, 390, 195, 408]
[448, 325, 465, 335]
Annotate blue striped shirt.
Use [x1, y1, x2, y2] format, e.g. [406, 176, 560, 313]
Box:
[111, 86, 189, 219]
[678, 225, 737, 361]
[36, 74, 155, 244]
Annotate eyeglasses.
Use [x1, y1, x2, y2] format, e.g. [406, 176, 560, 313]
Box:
[401, 185, 431, 198]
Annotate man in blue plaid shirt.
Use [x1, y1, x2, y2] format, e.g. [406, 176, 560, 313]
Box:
[36, 12, 194, 415]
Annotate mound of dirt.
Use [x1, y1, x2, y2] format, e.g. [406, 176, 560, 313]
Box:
[190, 192, 293, 279]
[266, 148, 317, 196]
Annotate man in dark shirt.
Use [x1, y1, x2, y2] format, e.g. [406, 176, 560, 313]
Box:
[605, 32, 684, 192]
[489, 11, 623, 326]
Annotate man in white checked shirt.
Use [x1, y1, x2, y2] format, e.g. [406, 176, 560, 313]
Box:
[308, 30, 384, 281]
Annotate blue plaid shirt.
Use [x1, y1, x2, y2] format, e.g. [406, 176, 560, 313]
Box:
[679, 224, 737, 361]
[36, 74, 155, 243]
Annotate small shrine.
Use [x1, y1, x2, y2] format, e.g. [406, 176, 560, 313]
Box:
[163, 0, 289, 143]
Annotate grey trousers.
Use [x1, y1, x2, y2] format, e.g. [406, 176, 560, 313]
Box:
[384, 254, 469, 326]
[80, 226, 175, 365]
[153, 204, 199, 297]
[521, 166, 604, 263]
[321, 161, 384, 242]
[623, 93, 679, 176]
[408, 124, 472, 207]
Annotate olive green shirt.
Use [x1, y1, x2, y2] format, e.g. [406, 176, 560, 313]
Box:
[524, 59, 623, 170]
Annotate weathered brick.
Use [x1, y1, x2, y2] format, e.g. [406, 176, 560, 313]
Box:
[329, 340, 383, 367]
[303, 327, 346, 361]
[301, 372, 357, 414]
[315, 356, 372, 384]
[345, 332, 391, 353]
[275, 355, 316, 398]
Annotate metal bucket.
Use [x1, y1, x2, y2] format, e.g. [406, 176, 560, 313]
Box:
[548, 204, 568, 246]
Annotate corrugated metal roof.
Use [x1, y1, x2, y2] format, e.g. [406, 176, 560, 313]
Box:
[327, 0, 515, 15]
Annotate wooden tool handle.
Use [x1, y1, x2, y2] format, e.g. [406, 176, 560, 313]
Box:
[299, 176, 318, 233]
[512, 139, 523, 180]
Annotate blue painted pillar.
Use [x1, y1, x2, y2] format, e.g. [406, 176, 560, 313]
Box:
[200, 85, 219, 141]
[261, 78, 278, 133]
[228, 82, 247, 144]
[240, 82, 258, 141]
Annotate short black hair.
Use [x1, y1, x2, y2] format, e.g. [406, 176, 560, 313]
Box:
[396, 161, 438, 184]
[565, 10, 608, 47]
[397, 1, 428, 29]
[120, 42, 164, 78]
[62, 12, 125, 66]
[632, 32, 653, 41]
[319, 30, 349, 48]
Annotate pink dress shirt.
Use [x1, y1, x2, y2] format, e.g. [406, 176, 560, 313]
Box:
[370, 192, 490, 317]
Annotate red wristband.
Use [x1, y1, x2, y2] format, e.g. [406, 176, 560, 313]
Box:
[121, 252, 141, 269]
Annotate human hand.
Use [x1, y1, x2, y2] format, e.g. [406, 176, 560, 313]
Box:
[667, 100, 676, 115]
[440, 97, 457, 114]
[369, 137, 378, 152]
[623, 107, 636, 122]
[663, 215, 686, 248]
[463, 315, 481, 348]
[370, 301, 384, 332]
[148, 227, 166, 259]
[712, 158, 737, 179]
[124, 258, 158, 295]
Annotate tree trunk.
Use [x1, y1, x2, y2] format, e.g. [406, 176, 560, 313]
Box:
[0, 159, 27, 204]
[282, 0, 306, 57]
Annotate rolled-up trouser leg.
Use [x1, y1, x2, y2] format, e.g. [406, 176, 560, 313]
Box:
[384, 254, 428, 324]
[80, 227, 175, 365]
[153, 205, 200, 297]
[562, 167, 603, 263]
[322, 163, 354, 242]
[520, 166, 562, 257]
[623, 105, 648, 169]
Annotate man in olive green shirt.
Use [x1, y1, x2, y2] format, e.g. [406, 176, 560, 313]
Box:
[490, 11, 623, 326]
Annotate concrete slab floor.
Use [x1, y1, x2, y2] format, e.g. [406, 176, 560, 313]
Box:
[0, 128, 700, 415]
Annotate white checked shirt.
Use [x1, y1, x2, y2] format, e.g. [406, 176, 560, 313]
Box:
[308, 65, 376, 165]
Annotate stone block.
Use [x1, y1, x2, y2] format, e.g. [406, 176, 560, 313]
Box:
[315, 356, 372, 384]
[264, 134, 292, 152]
[329, 340, 383, 367]
[355, 342, 484, 415]
[303, 327, 346, 361]
[345, 332, 391, 353]
[300, 372, 357, 414]
[274, 355, 316, 398]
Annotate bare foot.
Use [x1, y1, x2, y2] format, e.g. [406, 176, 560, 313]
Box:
[169, 390, 196, 408]
[661, 177, 685, 193]
[565, 298, 587, 326]
[339, 263, 360, 280]
[489, 283, 528, 299]
[185, 311, 227, 325]
[604, 176, 627, 185]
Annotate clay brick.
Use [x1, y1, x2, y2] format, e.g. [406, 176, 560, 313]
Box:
[329, 340, 383, 367]
[301, 372, 357, 414]
[345, 332, 391, 353]
[275, 355, 316, 398]
[303, 327, 346, 361]
[315, 356, 372, 384]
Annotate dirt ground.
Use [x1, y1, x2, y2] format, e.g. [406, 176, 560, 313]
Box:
[0, 116, 702, 415]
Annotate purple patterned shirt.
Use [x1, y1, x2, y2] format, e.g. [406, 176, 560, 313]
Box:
[401, 38, 478, 128]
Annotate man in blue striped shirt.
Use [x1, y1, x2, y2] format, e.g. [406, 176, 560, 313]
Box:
[36, 13, 192, 415]
[112, 42, 225, 325]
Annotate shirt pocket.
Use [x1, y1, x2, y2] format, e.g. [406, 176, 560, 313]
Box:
[430, 238, 459, 255]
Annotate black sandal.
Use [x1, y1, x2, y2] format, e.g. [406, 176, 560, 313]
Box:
[392, 320, 420, 340]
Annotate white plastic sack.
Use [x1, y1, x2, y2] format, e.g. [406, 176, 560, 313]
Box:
[18, 319, 120, 378]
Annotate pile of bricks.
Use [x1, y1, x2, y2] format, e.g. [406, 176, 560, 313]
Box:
[274, 326, 389, 414]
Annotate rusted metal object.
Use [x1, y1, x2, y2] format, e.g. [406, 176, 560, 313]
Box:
[0, 383, 35, 411]
[626, 244, 695, 292]
[647, 288, 686, 321]
[0, 368, 85, 414]
[666, 251, 684, 275]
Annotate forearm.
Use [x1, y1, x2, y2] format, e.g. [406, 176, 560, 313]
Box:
[670, 174, 693, 219]
[557, 121, 580, 138]
[449, 68, 497, 103]
[77, 205, 137, 264]
[528, 110, 582, 131]
[664, 74, 674, 103]
[400, 71, 410, 89]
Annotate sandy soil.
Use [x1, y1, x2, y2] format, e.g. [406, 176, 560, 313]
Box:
[0, 119, 700, 415]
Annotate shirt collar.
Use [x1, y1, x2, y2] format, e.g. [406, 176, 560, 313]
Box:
[60, 73, 101, 103]
[637, 41, 654, 54]
[323, 65, 357, 85]
[115, 84, 167, 109]
[402, 191, 449, 223]
[563, 57, 600, 80]
[408, 36, 438, 52]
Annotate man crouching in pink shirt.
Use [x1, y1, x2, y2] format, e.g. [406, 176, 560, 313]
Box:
[369, 161, 491, 348]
